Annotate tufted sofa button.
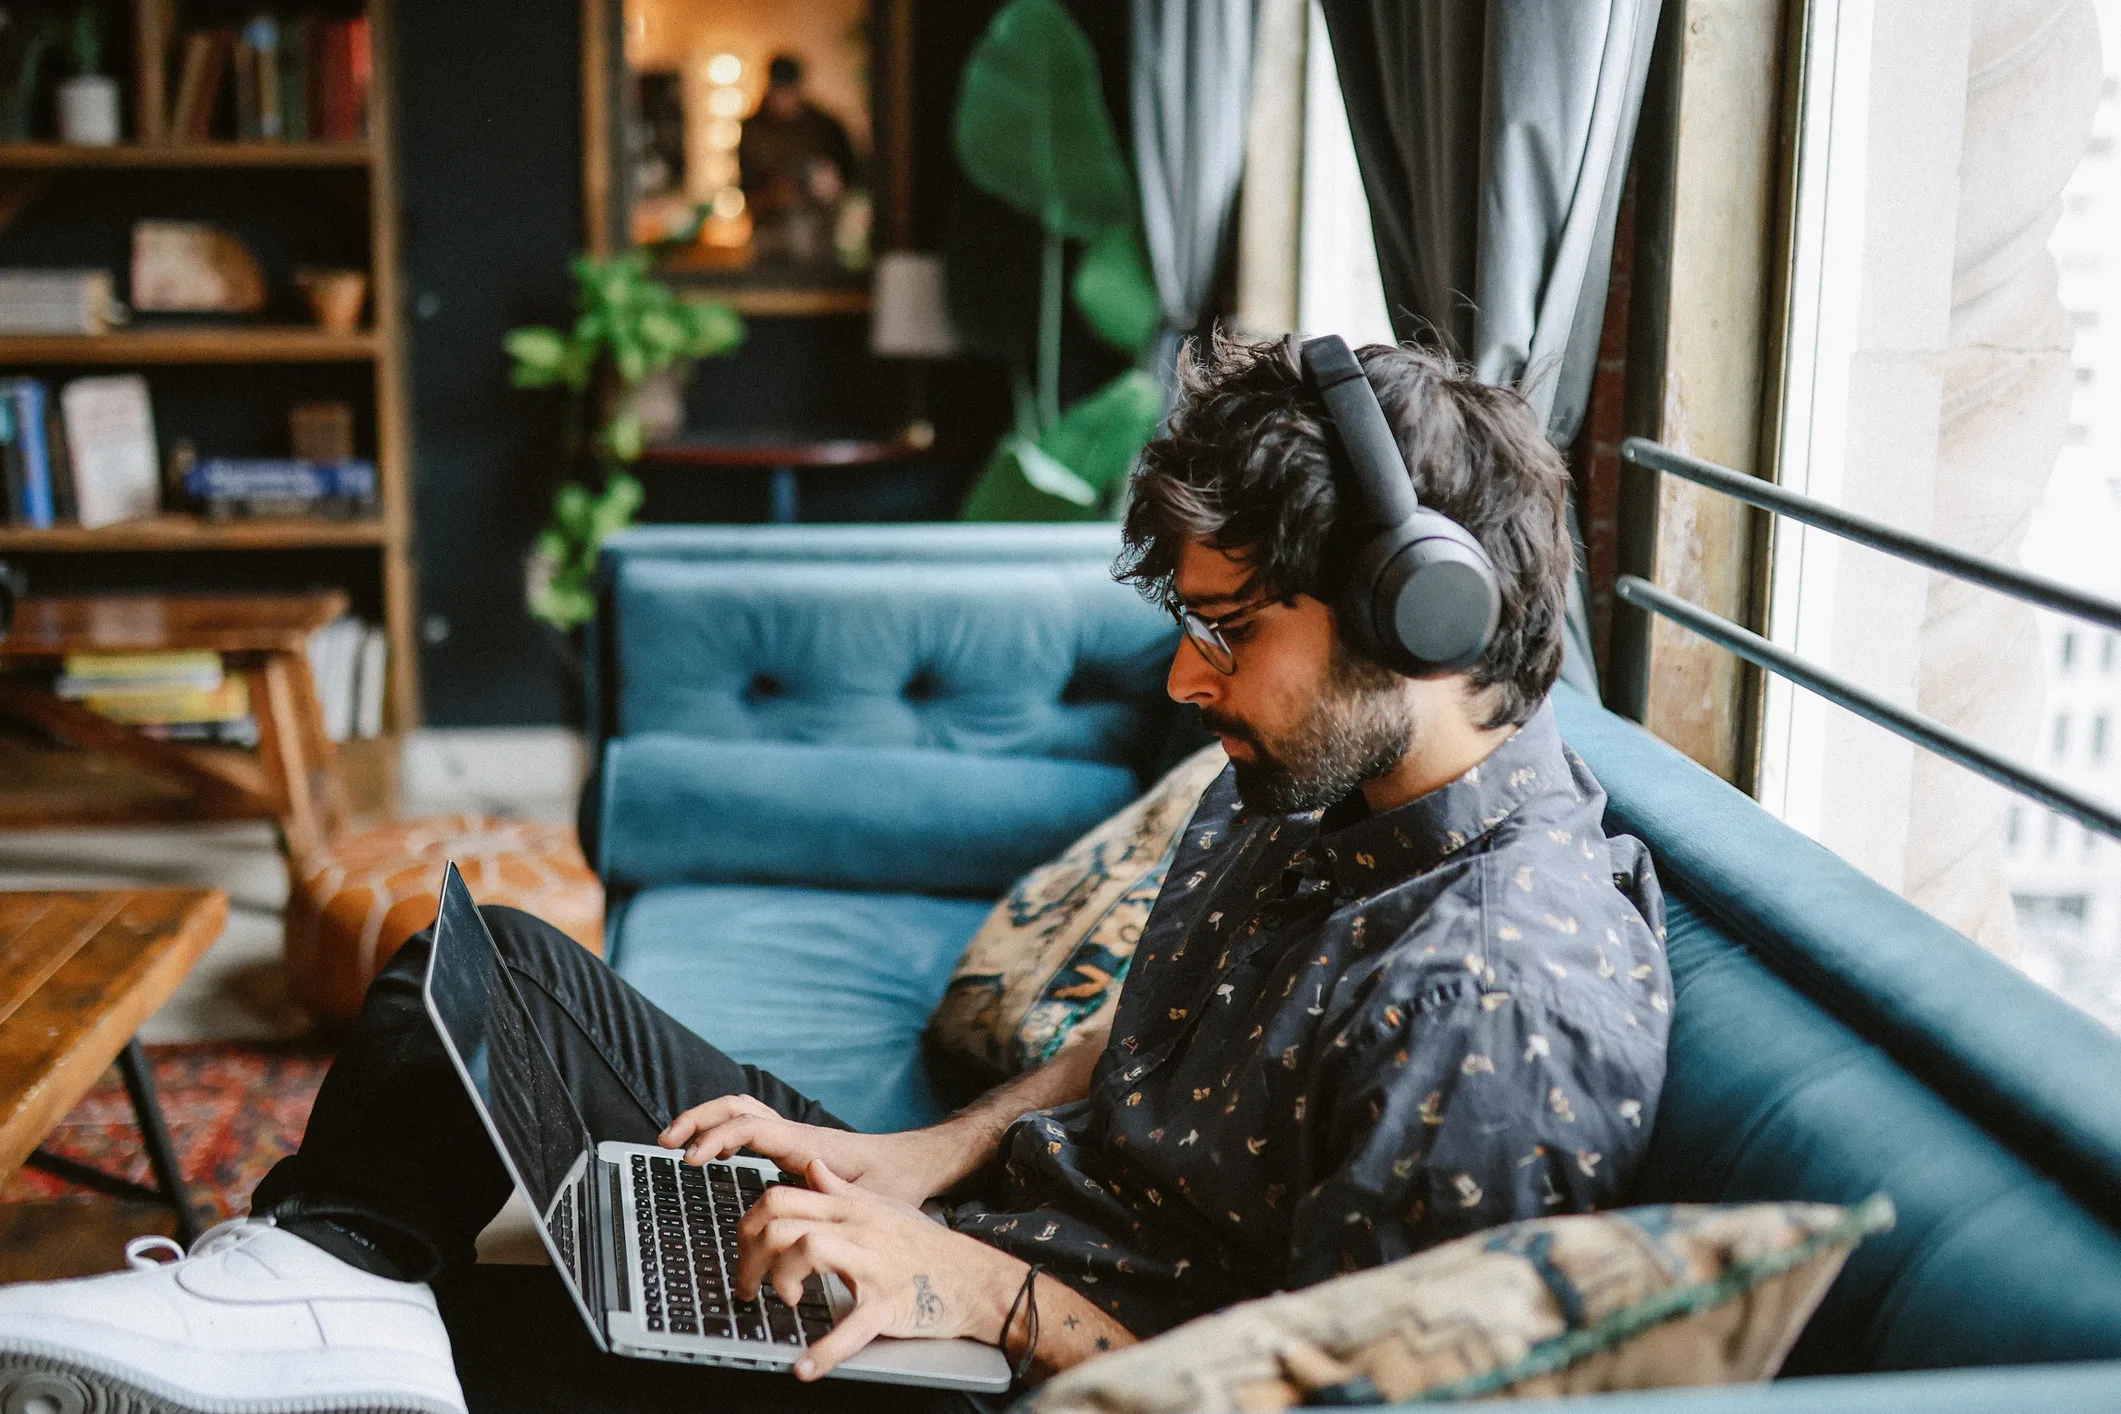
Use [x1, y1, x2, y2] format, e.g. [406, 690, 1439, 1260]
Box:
[903, 671, 939, 702]
[747, 673, 784, 703]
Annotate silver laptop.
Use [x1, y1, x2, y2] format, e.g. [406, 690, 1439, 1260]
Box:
[421, 863, 1011, 1392]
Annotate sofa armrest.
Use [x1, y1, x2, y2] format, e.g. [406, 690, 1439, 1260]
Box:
[1395, 1360, 2121, 1414]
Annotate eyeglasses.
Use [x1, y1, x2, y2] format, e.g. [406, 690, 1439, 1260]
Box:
[1175, 597, 1277, 676]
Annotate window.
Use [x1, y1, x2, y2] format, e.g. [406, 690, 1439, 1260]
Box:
[2095, 715, 2111, 765]
[2007, 805, 2024, 850]
[2046, 811, 2064, 857]
[2104, 633, 2118, 672]
[2016, 893, 2089, 926]
[2085, 823, 2100, 860]
[2054, 713, 2072, 760]
[2061, 630, 2079, 671]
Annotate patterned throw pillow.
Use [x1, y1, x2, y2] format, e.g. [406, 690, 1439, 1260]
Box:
[928, 744, 1227, 1083]
[1022, 1196, 1895, 1412]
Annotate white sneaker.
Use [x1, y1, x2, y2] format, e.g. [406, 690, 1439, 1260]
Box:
[0, 1217, 467, 1413]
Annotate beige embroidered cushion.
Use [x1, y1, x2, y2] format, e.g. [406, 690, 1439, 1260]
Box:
[1022, 1196, 1894, 1413]
[928, 744, 1227, 1082]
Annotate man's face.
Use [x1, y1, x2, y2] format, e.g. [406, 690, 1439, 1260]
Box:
[1167, 540, 1419, 814]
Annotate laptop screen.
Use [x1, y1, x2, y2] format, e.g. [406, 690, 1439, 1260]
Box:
[423, 864, 600, 1315]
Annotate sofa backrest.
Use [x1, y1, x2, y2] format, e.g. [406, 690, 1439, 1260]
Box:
[1554, 688, 2121, 1376]
[584, 529, 1181, 882]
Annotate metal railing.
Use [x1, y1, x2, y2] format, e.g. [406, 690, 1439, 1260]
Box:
[1616, 437, 2121, 843]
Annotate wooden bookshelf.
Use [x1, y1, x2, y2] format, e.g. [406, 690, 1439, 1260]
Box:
[0, 142, 370, 169]
[0, 516, 385, 552]
[0, 328, 379, 364]
[0, 1, 420, 729]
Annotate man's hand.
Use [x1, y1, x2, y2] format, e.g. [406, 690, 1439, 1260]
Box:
[662, 1024, 1113, 1208]
[734, 1159, 1023, 1380]
[658, 1097, 959, 1208]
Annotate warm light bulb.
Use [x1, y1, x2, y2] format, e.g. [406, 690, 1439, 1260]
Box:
[707, 118, 742, 150]
[705, 52, 742, 86]
[712, 187, 746, 219]
[707, 85, 747, 118]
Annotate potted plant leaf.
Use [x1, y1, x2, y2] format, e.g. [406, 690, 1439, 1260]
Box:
[506, 253, 744, 631]
[949, 0, 1166, 521]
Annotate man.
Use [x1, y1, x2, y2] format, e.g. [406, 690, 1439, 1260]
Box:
[738, 53, 856, 267]
[0, 338, 1669, 1413]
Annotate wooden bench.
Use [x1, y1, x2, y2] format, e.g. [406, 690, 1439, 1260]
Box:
[0, 890, 228, 1244]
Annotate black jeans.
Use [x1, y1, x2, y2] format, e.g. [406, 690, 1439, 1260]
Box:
[253, 905, 988, 1414]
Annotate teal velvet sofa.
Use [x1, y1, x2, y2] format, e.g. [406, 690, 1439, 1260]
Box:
[582, 523, 2121, 1410]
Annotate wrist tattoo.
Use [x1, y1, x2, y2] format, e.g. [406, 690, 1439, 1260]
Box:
[912, 1274, 944, 1329]
[1063, 1314, 1080, 1330]
[1095, 1336, 1112, 1351]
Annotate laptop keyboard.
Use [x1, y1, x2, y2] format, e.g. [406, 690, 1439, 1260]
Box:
[629, 1152, 836, 1345]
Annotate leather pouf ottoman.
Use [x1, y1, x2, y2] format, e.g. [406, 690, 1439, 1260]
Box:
[286, 813, 604, 1025]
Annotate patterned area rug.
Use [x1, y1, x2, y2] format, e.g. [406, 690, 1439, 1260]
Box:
[0, 1042, 331, 1223]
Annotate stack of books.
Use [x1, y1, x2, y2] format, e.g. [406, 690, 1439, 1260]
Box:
[181, 456, 377, 519]
[56, 650, 256, 745]
[153, 10, 371, 144]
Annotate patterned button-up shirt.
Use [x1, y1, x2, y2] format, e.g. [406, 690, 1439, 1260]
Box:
[949, 699, 1672, 1337]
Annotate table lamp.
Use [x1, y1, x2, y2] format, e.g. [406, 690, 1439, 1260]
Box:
[869, 251, 960, 448]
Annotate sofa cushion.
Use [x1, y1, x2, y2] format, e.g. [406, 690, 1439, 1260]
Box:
[1023, 1198, 1893, 1413]
[609, 559, 1177, 769]
[597, 736, 1140, 896]
[928, 743, 1226, 1084]
[606, 883, 991, 1134]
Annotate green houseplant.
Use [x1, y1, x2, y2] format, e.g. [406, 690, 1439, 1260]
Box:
[506, 254, 744, 629]
[950, 0, 1165, 521]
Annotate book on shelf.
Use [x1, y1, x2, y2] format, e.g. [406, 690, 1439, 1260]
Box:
[60, 374, 160, 530]
[0, 379, 57, 529]
[0, 270, 123, 335]
[183, 456, 376, 520]
[158, 12, 368, 146]
[306, 614, 385, 742]
[58, 649, 223, 697]
[80, 677, 250, 727]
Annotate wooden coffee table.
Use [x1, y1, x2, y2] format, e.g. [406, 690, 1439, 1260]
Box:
[0, 890, 229, 1244]
[0, 593, 352, 859]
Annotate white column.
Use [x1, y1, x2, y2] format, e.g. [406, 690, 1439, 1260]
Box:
[1904, 0, 2103, 954]
[1762, 0, 2100, 953]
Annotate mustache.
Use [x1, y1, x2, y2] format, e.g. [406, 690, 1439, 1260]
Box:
[1199, 709, 1262, 751]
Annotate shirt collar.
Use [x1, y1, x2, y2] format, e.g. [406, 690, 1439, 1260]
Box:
[1316, 698, 1569, 894]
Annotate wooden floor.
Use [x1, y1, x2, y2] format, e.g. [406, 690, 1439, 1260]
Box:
[0, 1197, 177, 1282]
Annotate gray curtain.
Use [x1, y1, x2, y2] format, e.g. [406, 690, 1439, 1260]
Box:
[1319, 0, 1663, 696]
[1133, 0, 1259, 398]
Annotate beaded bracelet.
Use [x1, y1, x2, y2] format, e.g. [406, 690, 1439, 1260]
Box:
[1002, 1262, 1045, 1384]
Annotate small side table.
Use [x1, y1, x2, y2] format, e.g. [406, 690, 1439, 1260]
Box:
[0, 889, 228, 1244]
[635, 431, 951, 524]
[0, 593, 352, 860]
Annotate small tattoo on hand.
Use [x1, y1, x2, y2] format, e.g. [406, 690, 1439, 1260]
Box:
[1095, 1336, 1112, 1351]
[912, 1274, 944, 1329]
[1063, 1315, 1080, 1330]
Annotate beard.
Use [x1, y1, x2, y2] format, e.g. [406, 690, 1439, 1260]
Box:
[1202, 642, 1419, 814]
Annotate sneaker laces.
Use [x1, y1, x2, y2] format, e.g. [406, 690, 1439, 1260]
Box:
[123, 1216, 273, 1270]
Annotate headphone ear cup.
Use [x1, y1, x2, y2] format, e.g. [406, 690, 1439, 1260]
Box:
[1344, 514, 1500, 675]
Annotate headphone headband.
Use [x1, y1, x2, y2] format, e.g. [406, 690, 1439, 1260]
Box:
[1294, 335, 1501, 676]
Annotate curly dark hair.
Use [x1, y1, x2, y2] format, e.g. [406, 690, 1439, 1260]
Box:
[1117, 333, 1573, 728]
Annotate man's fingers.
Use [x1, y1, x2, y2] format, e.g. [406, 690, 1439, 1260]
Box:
[683, 1116, 775, 1164]
[796, 1301, 890, 1382]
[806, 1156, 853, 1194]
[659, 1094, 771, 1148]
[734, 1215, 830, 1298]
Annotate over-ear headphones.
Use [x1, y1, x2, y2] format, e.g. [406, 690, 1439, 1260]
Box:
[1297, 335, 1501, 677]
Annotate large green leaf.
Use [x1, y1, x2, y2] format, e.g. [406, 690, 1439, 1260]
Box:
[1037, 368, 1164, 500]
[953, 0, 1136, 241]
[1072, 226, 1162, 356]
[958, 369, 1165, 521]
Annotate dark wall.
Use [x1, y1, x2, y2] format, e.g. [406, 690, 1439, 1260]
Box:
[396, 0, 581, 726]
